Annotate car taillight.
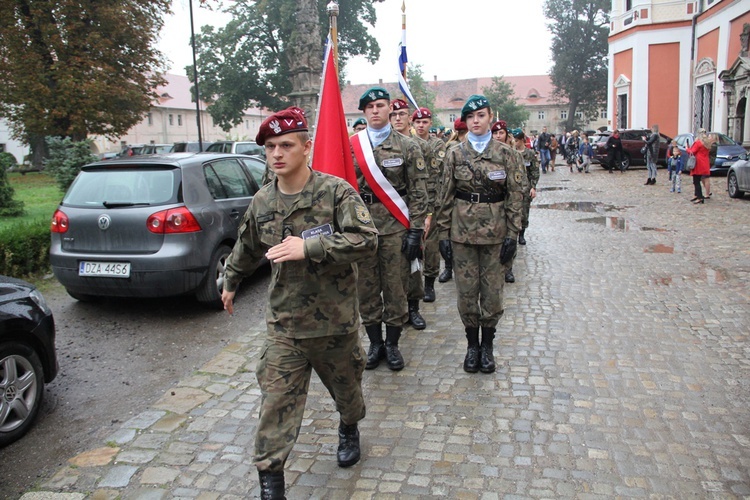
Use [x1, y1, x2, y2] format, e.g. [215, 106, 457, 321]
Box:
[146, 207, 202, 234]
[51, 209, 69, 233]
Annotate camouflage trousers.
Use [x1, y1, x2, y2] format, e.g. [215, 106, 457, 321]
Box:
[453, 241, 505, 329]
[408, 266, 424, 301]
[522, 193, 532, 229]
[358, 231, 409, 326]
[254, 332, 366, 472]
[422, 223, 440, 278]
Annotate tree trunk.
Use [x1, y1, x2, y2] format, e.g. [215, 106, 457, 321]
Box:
[28, 134, 48, 169]
[286, 0, 322, 129]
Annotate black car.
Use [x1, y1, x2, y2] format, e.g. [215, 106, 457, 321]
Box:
[169, 141, 214, 153]
[0, 275, 58, 447]
[592, 129, 672, 170]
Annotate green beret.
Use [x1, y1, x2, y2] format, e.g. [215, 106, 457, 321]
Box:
[353, 118, 367, 127]
[429, 127, 438, 134]
[511, 128, 524, 139]
[358, 87, 390, 110]
[461, 94, 490, 121]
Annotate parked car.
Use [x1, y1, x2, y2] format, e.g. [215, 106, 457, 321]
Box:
[49, 153, 266, 309]
[206, 141, 265, 157]
[0, 275, 58, 447]
[673, 132, 747, 175]
[169, 141, 214, 153]
[727, 153, 750, 199]
[592, 129, 672, 170]
[118, 144, 146, 157]
[140, 144, 172, 155]
[98, 152, 118, 161]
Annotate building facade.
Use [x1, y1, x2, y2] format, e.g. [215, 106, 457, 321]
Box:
[340, 75, 608, 136]
[607, 0, 750, 144]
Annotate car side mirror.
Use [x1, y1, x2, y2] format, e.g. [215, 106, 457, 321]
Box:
[740, 153, 748, 161]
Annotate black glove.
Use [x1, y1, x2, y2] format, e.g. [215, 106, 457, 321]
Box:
[500, 237, 517, 265]
[402, 228, 424, 261]
[439, 240, 453, 262]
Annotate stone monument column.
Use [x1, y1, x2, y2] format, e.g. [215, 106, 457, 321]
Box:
[287, 0, 322, 130]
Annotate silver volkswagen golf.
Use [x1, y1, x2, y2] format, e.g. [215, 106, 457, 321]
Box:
[50, 152, 266, 309]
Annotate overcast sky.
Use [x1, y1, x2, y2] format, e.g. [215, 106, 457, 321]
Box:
[158, 0, 554, 84]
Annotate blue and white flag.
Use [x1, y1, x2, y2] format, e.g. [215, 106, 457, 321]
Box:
[397, 2, 419, 110]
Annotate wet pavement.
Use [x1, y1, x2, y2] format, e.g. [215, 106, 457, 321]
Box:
[23, 163, 750, 499]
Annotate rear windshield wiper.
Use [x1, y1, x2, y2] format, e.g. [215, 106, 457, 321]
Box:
[102, 201, 151, 208]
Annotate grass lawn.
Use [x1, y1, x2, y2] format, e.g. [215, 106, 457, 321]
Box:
[2, 172, 63, 231]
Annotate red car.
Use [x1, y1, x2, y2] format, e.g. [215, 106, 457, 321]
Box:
[592, 129, 672, 170]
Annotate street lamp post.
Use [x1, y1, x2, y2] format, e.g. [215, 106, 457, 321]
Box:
[189, 0, 204, 151]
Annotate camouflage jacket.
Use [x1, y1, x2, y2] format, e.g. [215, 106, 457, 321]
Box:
[521, 148, 540, 192]
[351, 129, 429, 235]
[224, 170, 379, 339]
[436, 139, 525, 244]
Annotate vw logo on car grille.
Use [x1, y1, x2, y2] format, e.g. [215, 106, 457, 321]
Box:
[98, 214, 111, 231]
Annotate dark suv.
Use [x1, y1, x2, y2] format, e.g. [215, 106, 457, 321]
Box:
[169, 141, 214, 153]
[50, 153, 265, 309]
[592, 129, 672, 170]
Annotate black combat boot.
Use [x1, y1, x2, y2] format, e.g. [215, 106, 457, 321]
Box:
[337, 422, 361, 467]
[438, 262, 453, 283]
[463, 327, 480, 373]
[518, 229, 526, 245]
[423, 276, 436, 303]
[505, 268, 515, 283]
[408, 300, 426, 330]
[480, 327, 496, 373]
[364, 323, 385, 370]
[258, 470, 286, 500]
[384, 325, 405, 371]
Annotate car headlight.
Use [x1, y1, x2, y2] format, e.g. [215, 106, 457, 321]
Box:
[29, 288, 53, 316]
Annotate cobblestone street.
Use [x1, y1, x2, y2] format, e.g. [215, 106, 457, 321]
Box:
[27, 163, 750, 499]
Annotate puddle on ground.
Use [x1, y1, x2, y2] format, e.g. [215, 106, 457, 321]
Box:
[645, 244, 674, 254]
[537, 187, 568, 192]
[577, 216, 635, 231]
[536, 201, 624, 212]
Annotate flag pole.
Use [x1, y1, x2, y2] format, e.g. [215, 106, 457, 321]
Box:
[401, 0, 406, 80]
[327, 1, 340, 73]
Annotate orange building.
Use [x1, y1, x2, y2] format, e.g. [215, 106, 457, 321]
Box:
[607, 0, 750, 146]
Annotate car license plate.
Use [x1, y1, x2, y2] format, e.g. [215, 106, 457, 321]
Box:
[79, 261, 131, 278]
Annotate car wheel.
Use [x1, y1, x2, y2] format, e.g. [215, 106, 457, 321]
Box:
[727, 171, 744, 199]
[0, 342, 45, 447]
[621, 154, 631, 171]
[196, 244, 232, 309]
[65, 290, 99, 302]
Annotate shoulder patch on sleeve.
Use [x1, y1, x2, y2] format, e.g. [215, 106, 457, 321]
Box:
[515, 171, 522, 183]
[417, 157, 426, 170]
[438, 150, 445, 158]
[356, 205, 372, 225]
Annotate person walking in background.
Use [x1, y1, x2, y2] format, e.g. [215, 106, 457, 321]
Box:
[221, 108, 378, 499]
[435, 95, 525, 374]
[667, 140, 678, 181]
[705, 132, 717, 199]
[578, 134, 594, 174]
[687, 132, 711, 204]
[669, 144, 683, 193]
[644, 124, 660, 185]
[549, 134, 558, 171]
[606, 129, 624, 173]
[565, 130, 580, 173]
[537, 126, 552, 173]
[351, 87, 429, 371]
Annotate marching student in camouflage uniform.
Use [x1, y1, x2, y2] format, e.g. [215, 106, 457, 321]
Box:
[351, 87, 429, 371]
[436, 95, 525, 374]
[503, 128, 539, 284]
[412, 106, 447, 303]
[222, 108, 378, 500]
[352, 117, 367, 134]
[491, 120, 513, 146]
[438, 118, 469, 283]
[389, 98, 428, 330]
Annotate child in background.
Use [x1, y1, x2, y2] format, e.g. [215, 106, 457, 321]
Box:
[669, 143, 683, 193]
[666, 140, 678, 181]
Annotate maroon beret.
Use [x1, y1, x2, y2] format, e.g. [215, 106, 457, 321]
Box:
[412, 107, 432, 120]
[255, 107, 308, 146]
[453, 118, 468, 131]
[391, 99, 408, 111]
[491, 120, 508, 133]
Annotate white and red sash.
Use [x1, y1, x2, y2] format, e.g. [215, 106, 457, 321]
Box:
[350, 129, 410, 229]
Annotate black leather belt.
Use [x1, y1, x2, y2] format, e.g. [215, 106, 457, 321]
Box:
[455, 190, 503, 203]
[362, 189, 407, 204]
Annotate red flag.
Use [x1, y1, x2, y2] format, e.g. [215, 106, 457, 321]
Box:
[311, 36, 359, 191]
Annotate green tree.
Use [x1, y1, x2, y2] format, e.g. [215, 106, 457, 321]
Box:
[544, 0, 609, 132]
[0, 153, 24, 217]
[405, 64, 438, 125]
[44, 137, 98, 192]
[0, 0, 172, 166]
[482, 77, 530, 129]
[192, 0, 383, 131]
